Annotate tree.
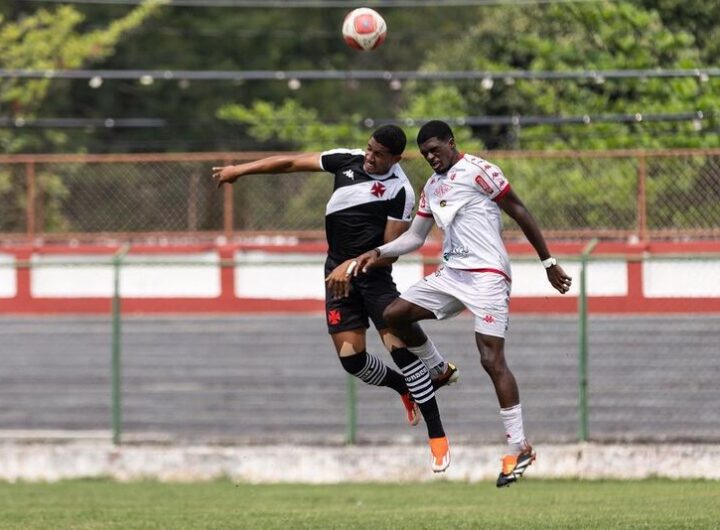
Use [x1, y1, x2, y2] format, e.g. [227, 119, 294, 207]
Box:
[0, 0, 165, 233]
[409, 2, 718, 150]
[0, 0, 166, 153]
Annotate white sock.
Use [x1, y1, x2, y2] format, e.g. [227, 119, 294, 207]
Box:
[407, 339, 446, 378]
[500, 404, 526, 453]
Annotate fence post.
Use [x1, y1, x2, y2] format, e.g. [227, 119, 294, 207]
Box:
[223, 157, 234, 239]
[111, 244, 131, 445]
[25, 162, 36, 238]
[578, 238, 598, 442]
[636, 153, 648, 243]
[345, 374, 357, 444]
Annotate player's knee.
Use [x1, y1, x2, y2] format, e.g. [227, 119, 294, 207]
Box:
[480, 350, 506, 375]
[382, 302, 405, 328]
[339, 351, 367, 375]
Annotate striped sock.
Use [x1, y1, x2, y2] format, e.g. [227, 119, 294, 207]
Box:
[391, 347, 444, 438]
[339, 351, 407, 395]
[407, 339, 447, 379]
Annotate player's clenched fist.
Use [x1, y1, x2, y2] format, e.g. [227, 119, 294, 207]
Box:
[211, 166, 242, 187]
[354, 248, 382, 275]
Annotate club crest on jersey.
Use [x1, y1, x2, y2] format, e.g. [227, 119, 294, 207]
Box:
[434, 182, 452, 198]
[327, 309, 342, 325]
[370, 182, 386, 197]
[343, 169, 355, 180]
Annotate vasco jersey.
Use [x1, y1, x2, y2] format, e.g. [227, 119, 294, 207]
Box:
[320, 148, 414, 261]
[417, 153, 512, 278]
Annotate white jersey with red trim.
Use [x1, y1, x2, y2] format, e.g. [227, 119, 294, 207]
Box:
[417, 153, 512, 277]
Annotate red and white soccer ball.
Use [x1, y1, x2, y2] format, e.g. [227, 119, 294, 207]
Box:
[342, 8, 387, 51]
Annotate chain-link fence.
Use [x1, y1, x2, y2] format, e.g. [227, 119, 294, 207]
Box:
[2, 149, 720, 242]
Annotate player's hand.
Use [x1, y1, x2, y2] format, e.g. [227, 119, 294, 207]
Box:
[547, 263, 572, 294]
[354, 249, 381, 275]
[324, 260, 356, 299]
[211, 165, 242, 188]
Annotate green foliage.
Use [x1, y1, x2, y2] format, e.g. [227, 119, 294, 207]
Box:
[218, 99, 368, 151]
[0, 0, 166, 153]
[37, 172, 72, 232]
[495, 156, 638, 232]
[410, 2, 718, 150]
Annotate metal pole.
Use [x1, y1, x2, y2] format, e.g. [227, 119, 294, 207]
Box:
[25, 162, 36, 238]
[345, 373, 357, 444]
[636, 153, 648, 243]
[578, 238, 598, 442]
[111, 244, 131, 445]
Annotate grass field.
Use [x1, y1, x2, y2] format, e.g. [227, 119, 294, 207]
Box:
[1, 479, 719, 529]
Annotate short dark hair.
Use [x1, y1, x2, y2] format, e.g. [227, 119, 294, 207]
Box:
[372, 124, 407, 156]
[417, 120, 454, 145]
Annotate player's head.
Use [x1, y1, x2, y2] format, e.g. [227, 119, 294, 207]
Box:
[417, 120, 459, 174]
[364, 125, 406, 175]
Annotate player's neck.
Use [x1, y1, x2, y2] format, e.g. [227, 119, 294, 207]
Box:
[448, 151, 463, 170]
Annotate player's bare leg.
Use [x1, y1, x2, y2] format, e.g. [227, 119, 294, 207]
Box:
[476, 332, 535, 487]
[332, 328, 419, 426]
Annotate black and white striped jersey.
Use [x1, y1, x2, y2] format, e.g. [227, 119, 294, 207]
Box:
[319, 148, 415, 261]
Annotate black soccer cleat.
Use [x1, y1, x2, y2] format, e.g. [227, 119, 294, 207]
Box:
[496, 445, 536, 488]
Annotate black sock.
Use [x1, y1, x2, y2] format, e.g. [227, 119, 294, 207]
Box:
[390, 347, 445, 439]
[339, 351, 407, 395]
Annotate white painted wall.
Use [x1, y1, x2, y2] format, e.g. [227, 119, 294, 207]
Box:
[643, 259, 720, 297]
[3, 251, 717, 300]
[511, 259, 628, 297]
[31, 253, 220, 298]
[0, 253, 15, 298]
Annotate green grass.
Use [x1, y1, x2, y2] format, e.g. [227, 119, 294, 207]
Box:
[1, 479, 719, 529]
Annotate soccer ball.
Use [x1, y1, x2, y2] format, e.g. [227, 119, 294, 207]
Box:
[342, 8, 387, 51]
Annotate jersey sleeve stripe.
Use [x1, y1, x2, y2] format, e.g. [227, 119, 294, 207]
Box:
[492, 184, 511, 202]
[477, 166, 503, 195]
[416, 211, 433, 218]
[319, 148, 364, 172]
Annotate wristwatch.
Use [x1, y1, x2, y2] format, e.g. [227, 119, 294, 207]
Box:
[541, 257, 557, 269]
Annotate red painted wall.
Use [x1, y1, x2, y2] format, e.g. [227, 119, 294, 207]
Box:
[1, 241, 719, 314]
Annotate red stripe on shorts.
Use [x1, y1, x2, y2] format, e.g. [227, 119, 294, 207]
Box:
[462, 268, 512, 282]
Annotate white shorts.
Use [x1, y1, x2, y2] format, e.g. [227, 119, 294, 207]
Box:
[400, 266, 511, 338]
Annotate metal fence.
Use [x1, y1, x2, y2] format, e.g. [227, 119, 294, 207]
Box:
[2, 149, 720, 243]
[1, 254, 718, 445]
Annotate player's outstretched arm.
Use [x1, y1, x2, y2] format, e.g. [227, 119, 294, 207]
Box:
[212, 152, 322, 187]
[354, 214, 434, 274]
[497, 188, 572, 294]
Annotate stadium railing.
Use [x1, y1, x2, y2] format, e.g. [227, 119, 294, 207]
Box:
[2, 148, 720, 243]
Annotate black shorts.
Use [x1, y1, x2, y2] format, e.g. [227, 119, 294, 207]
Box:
[324, 256, 400, 334]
